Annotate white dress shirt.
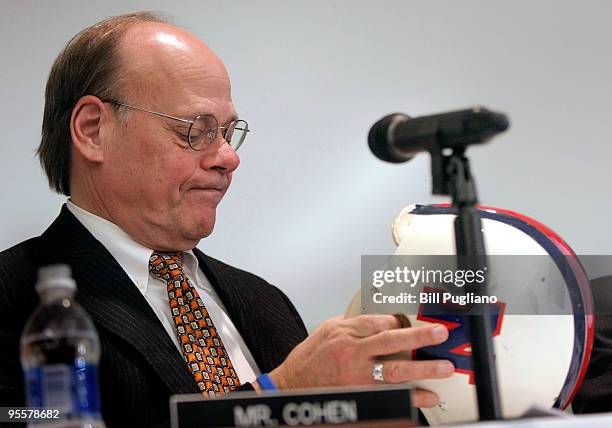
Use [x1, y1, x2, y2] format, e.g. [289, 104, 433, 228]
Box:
[66, 200, 260, 384]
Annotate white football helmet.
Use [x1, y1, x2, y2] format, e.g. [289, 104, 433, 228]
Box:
[346, 204, 593, 425]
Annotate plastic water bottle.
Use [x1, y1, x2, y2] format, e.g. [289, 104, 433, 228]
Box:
[20, 265, 105, 428]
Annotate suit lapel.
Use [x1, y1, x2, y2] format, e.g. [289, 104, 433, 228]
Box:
[40, 206, 198, 394]
[194, 250, 277, 373]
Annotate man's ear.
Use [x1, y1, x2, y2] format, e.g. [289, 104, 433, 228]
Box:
[70, 95, 109, 163]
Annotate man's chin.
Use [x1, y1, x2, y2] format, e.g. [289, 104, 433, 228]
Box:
[169, 212, 217, 249]
[164, 227, 212, 252]
[187, 218, 216, 241]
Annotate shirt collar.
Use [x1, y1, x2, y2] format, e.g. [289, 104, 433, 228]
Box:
[66, 199, 200, 294]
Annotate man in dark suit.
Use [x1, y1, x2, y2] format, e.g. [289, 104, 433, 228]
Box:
[0, 11, 454, 427]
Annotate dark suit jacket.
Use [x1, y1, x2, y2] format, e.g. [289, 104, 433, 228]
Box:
[0, 205, 308, 427]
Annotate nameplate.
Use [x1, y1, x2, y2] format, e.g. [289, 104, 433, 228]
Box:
[170, 384, 416, 427]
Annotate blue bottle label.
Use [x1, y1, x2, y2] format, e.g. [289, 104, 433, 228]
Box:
[25, 362, 101, 418]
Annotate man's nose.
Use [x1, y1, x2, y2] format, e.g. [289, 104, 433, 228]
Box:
[202, 138, 240, 173]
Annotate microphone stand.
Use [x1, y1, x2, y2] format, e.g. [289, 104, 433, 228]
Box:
[431, 146, 502, 421]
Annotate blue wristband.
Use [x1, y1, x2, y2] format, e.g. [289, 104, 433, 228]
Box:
[257, 373, 278, 391]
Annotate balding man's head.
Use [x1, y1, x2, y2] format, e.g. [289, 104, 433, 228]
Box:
[119, 22, 229, 101]
[116, 21, 232, 117]
[42, 12, 241, 250]
[38, 12, 173, 196]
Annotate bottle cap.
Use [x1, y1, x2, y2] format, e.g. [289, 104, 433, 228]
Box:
[36, 264, 77, 293]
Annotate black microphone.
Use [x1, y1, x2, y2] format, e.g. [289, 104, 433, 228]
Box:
[368, 107, 509, 163]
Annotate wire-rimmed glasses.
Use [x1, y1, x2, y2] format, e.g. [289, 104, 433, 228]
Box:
[102, 99, 249, 151]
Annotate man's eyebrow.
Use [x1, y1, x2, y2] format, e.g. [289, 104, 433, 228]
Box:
[179, 109, 239, 124]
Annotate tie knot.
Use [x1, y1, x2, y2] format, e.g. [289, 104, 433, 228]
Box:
[149, 251, 184, 280]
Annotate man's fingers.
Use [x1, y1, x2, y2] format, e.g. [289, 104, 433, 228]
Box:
[412, 389, 439, 408]
[381, 359, 455, 383]
[363, 324, 449, 356]
[343, 315, 402, 337]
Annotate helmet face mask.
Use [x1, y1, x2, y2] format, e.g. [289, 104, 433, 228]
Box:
[346, 204, 593, 425]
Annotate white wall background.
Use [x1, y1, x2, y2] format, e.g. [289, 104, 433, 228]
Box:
[2, 0, 611, 330]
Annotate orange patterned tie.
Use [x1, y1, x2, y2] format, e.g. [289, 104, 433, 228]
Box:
[149, 251, 240, 396]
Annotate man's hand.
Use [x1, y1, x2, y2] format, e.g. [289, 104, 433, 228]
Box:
[268, 315, 453, 408]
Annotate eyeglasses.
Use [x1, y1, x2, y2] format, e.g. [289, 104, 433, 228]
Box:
[102, 99, 249, 151]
